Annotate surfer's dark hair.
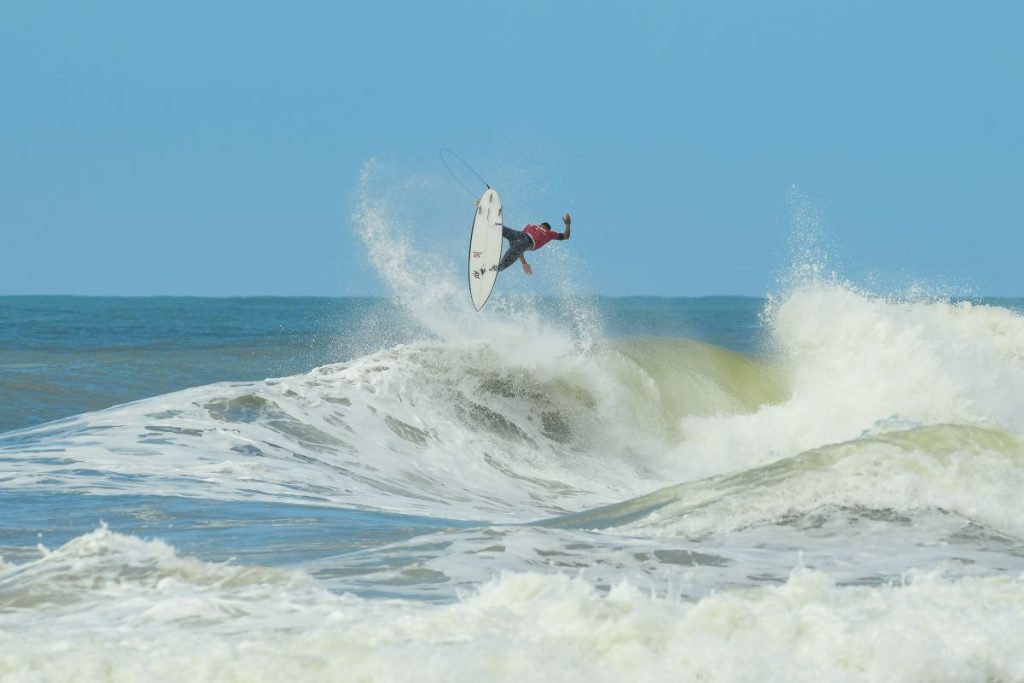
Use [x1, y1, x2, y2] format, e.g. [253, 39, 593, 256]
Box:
[540, 222, 551, 230]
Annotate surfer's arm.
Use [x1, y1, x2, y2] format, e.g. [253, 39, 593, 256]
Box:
[520, 255, 533, 275]
[562, 213, 571, 240]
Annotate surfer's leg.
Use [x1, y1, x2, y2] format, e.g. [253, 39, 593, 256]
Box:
[496, 243, 525, 272]
[495, 232, 532, 272]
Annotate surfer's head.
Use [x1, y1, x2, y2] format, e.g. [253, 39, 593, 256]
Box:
[540, 222, 551, 230]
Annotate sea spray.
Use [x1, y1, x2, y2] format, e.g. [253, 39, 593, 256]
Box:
[352, 159, 604, 355]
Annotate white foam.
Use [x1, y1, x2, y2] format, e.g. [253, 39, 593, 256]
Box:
[3, 530, 1023, 682]
[655, 283, 1024, 481]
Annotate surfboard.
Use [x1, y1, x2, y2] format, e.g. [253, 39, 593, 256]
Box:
[468, 188, 503, 311]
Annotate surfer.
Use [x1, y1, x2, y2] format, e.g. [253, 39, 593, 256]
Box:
[492, 213, 572, 275]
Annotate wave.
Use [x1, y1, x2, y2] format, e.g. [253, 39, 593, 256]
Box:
[0, 337, 777, 521]
[546, 423, 1024, 539]
[0, 524, 307, 614]
[532, 284, 1024, 537]
[6, 280, 1024, 533]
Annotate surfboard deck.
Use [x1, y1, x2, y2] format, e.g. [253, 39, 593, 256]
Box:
[468, 188, 503, 311]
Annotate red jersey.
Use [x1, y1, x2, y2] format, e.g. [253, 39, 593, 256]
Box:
[523, 224, 565, 250]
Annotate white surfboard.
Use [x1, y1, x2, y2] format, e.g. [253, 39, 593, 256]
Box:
[468, 188, 503, 311]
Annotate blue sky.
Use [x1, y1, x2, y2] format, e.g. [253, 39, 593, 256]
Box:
[2, 1, 1022, 296]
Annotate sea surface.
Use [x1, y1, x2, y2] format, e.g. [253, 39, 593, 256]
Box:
[4, 285, 1024, 682]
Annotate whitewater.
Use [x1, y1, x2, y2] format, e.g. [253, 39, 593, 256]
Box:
[2, 166, 1024, 681]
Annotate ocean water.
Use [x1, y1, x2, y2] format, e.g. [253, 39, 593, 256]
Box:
[4, 174, 1024, 681]
[4, 287, 1024, 682]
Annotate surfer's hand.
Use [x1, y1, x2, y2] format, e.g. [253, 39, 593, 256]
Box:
[563, 213, 571, 227]
[522, 261, 533, 276]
